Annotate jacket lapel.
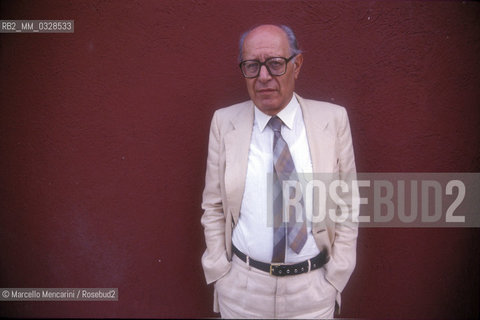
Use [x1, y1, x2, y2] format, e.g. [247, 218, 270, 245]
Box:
[297, 94, 333, 234]
[224, 102, 254, 225]
[297, 94, 331, 173]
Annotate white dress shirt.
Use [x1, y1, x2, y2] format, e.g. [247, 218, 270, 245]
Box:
[232, 95, 320, 263]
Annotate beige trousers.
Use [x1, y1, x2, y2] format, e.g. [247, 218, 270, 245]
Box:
[214, 255, 337, 319]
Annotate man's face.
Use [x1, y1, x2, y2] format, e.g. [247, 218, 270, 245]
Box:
[241, 25, 303, 115]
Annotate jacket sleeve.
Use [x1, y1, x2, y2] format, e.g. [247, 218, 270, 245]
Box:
[201, 111, 231, 284]
[324, 107, 359, 294]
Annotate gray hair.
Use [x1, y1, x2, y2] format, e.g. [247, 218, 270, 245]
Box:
[238, 24, 302, 63]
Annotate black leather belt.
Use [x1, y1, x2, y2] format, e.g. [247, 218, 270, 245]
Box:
[232, 245, 329, 277]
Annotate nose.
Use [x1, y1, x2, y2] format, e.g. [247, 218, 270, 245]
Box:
[258, 64, 272, 82]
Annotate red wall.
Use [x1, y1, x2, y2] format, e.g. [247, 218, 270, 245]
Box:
[1, 1, 479, 318]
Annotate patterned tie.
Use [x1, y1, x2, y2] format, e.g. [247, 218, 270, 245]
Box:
[269, 116, 307, 263]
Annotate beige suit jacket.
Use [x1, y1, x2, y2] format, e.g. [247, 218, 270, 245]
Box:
[201, 93, 358, 307]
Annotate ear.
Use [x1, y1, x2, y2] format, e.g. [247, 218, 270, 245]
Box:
[293, 53, 303, 80]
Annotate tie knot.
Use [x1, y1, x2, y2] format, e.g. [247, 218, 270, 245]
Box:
[268, 116, 283, 132]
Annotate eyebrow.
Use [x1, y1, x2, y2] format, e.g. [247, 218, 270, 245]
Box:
[242, 55, 285, 61]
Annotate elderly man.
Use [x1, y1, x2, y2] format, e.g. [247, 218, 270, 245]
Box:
[201, 24, 358, 318]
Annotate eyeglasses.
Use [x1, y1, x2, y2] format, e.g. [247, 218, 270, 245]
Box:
[239, 54, 297, 78]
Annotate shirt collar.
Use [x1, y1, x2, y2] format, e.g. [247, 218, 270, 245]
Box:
[254, 94, 300, 132]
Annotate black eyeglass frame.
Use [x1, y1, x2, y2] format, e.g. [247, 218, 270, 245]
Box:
[239, 54, 298, 78]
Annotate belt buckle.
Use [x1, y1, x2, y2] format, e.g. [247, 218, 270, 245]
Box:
[269, 263, 282, 275]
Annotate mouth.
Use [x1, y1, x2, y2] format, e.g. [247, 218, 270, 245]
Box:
[256, 88, 277, 94]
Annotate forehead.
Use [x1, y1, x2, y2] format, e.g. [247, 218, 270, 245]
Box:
[242, 26, 290, 59]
